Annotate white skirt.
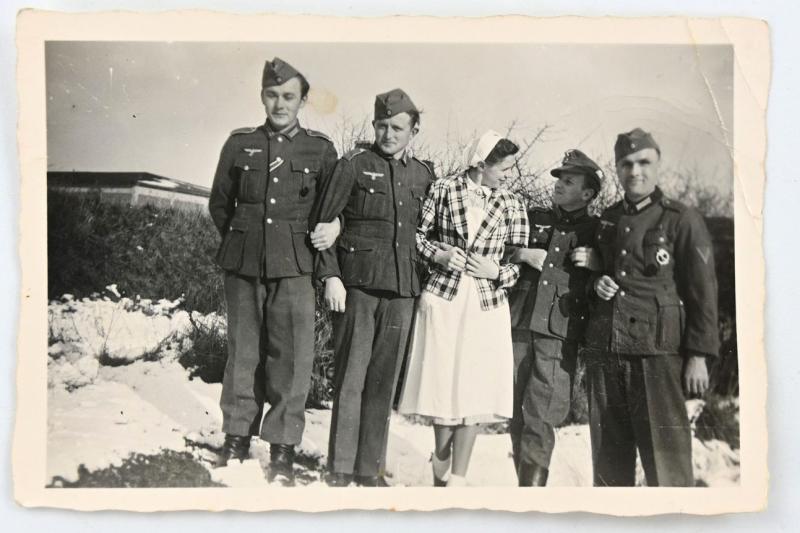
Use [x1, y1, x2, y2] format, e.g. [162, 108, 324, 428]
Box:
[398, 272, 514, 425]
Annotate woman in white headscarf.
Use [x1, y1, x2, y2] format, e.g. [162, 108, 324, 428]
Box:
[398, 131, 530, 486]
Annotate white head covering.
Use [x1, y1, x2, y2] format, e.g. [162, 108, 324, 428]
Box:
[464, 129, 504, 168]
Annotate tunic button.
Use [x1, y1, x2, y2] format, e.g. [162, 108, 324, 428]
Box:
[542, 280, 549, 286]
[397, 182, 402, 186]
[554, 246, 560, 252]
[270, 198, 276, 204]
[659, 236, 665, 243]
[243, 165, 250, 171]
[581, 315, 586, 320]
[532, 238, 538, 243]
[277, 137, 283, 143]
[273, 177, 279, 183]
[395, 242, 399, 248]
[620, 270, 627, 277]
[621, 249, 628, 256]
[266, 218, 273, 224]
[399, 201, 403, 206]
[548, 263, 554, 268]
[371, 175, 376, 180]
[619, 290, 626, 296]
[624, 227, 631, 233]
[304, 168, 309, 174]
[398, 222, 402, 227]
[369, 188, 375, 194]
[349, 247, 355, 252]
[561, 231, 566, 236]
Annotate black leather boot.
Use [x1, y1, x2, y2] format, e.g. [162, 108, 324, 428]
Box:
[268, 443, 296, 486]
[215, 434, 251, 467]
[517, 461, 549, 487]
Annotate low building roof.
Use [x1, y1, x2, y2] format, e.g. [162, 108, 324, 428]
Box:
[47, 171, 211, 198]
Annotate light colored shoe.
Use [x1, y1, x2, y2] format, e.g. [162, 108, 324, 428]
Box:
[446, 474, 468, 487]
[431, 452, 451, 486]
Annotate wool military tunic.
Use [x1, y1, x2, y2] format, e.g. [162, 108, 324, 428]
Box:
[209, 121, 338, 279]
[314, 144, 434, 295]
[508, 206, 599, 342]
[584, 187, 719, 357]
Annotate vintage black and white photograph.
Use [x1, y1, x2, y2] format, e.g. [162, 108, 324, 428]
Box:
[14, 12, 768, 513]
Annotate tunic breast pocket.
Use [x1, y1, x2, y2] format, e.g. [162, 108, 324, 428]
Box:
[642, 229, 673, 277]
[529, 224, 553, 247]
[234, 157, 268, 203]
[354, 174, 390, 218]
[290, 159, 320, 204]
[410, 187, 427, 223]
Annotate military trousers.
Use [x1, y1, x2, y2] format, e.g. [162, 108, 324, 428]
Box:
[584, 350, 693, 487]
[220, 272, 315, 445]
[509, 330, 577, 471]
[328, 288, 415, 477]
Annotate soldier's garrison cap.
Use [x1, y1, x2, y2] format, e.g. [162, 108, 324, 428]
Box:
[262, 57, 302, 88]
[551, 149, 604, 189]
[614, 128, 661, 162]
[374, 89, 418, 120]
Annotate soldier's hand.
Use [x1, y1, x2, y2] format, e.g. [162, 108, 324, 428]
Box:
[683, 355, 709, 397]
[571, 247, 602, 272]
[310, 218, 341, 251]
[465, 253, 500, 280]
[324, 277, 347, 313]
[434, 246, 467, 272]
[594, 275, 619, 300]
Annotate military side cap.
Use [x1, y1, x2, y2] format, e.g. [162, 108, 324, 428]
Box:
[614, 127, 661, 161]
[262, 57, 302, 88]
[374, 88, 418, 120]
[551, 149, 604, 188]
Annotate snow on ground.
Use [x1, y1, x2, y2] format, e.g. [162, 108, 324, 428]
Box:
[46, 294, 740, 488]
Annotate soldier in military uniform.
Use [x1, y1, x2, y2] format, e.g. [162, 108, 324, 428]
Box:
[313, 89, 434, 487]
[506, 149, 603, 486]
[584, 128, 719, 486]
[208, 57, 338, 484]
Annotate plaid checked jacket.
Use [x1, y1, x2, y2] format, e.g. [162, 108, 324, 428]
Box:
[417, 173, 530, 310]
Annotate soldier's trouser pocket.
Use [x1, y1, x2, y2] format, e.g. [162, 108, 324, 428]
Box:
[529, 336, 573, 426]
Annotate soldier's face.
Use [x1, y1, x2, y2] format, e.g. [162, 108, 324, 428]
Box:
[616, 147, 660, 201]
[261, 77, 307, 129]
[480, 154, 516, 189]
[553, 172, 594, 210]
[373, 113, 418, 157]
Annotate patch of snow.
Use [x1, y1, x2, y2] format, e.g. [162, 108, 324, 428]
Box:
[105, 284, 121, 298]
[45, 293, 739, 489]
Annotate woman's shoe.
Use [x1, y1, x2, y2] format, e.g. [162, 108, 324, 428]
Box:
[431, 452, 451, 487]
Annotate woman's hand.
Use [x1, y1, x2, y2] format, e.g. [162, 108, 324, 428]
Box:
[465, 253, 500, 280]
[310, 218, 341, 251]
[434, 246, 467, 272]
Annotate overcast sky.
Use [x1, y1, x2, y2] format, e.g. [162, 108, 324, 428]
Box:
[45, 42, 733, 194]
